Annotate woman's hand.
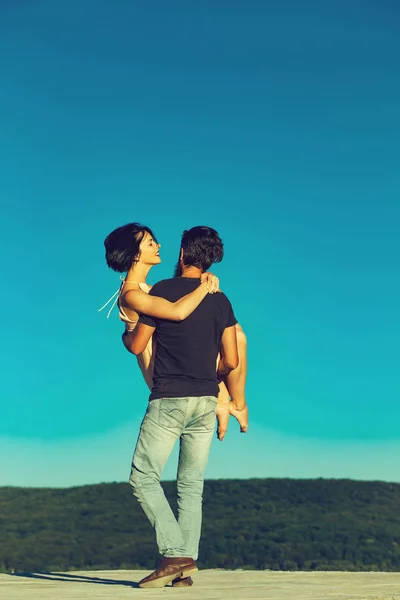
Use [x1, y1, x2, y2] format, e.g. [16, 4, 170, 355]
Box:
[201, 272, 220, 294]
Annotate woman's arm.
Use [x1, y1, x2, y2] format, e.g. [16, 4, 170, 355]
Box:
[123, 274, 219, 321]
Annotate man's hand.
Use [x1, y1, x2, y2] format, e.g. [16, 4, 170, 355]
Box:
[216, 393, 230, 442]
[229, 402, 248, 434]
[122, 330, 135, 354]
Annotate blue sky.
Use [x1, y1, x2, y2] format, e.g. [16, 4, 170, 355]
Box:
[1, 0, 399, 486]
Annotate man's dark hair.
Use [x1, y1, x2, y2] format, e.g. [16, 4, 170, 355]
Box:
[174, 226, 224, 275]
[104, 222, 158, 272]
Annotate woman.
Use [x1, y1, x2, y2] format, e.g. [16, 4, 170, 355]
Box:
[100, 222, 247, 439]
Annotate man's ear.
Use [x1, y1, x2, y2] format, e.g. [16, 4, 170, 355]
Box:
[180, 248, 184, 262]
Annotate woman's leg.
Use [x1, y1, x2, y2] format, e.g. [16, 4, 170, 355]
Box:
[216, 324, 248, 440]
[125, 323, 248, 440]
[225, 324, 247, 410]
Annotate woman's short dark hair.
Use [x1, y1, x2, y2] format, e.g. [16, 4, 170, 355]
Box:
[104, 222, 158, 272]
[179, 226, 224, 272]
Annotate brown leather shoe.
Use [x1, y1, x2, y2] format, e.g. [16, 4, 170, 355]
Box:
[172, 576, 194, 587]
[139, 557, 197, 589]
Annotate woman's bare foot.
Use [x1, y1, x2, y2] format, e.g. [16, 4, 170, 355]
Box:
[216, 393, 230, 441]
[229, 400, 248, 433]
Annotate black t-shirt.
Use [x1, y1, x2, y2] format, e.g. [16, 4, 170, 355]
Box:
[139, 277, 237, 400]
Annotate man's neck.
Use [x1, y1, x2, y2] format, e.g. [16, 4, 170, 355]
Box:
[180, 265, 203, 279]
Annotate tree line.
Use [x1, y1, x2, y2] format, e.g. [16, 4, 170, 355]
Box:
[1, 478, 399, 572]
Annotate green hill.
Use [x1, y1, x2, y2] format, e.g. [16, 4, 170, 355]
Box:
[1, 478, 399, 572]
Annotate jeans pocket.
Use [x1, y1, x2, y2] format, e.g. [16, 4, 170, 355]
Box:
[198, 396, 218, 431]
[157, 398, 187, 432]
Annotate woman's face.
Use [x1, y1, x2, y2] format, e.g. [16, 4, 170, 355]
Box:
[137, 231, 161, 265]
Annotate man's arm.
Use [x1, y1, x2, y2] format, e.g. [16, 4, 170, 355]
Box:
[126, 322, 156, 356]
[217, 324, 239, 376]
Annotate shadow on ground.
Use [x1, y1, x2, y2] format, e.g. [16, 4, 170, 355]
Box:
[11, 571, 140, 588]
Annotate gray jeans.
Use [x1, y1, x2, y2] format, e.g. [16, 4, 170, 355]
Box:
[129, 396, 217, 560]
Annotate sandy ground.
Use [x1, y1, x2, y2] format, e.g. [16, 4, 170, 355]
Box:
[1, 569, 400, 600]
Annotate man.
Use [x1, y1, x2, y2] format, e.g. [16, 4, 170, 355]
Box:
[128, 226, 239, 588]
